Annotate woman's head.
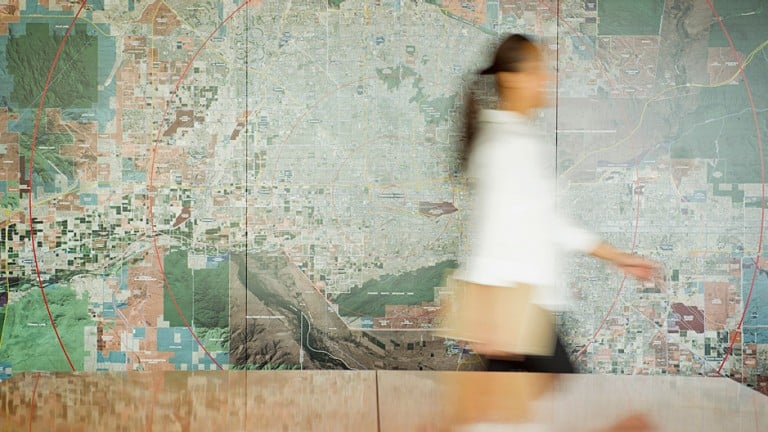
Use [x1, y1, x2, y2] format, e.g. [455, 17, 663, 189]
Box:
[457, 34, 551, 170]
[480, 34, 551, 113]
[479, 34, 538, 75]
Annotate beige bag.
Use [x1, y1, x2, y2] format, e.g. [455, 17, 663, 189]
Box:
[438, 277, 556, 356]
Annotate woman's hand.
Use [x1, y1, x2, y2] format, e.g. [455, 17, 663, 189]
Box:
[614, 254, 661, 282]
[589, 242, 663, 282]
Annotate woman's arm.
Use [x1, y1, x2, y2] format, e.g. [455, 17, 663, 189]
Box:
[588, 241, 660, 282]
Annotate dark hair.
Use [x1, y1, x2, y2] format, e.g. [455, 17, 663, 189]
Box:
[458, 34, 536, 171]
[479, 34, 535, 75]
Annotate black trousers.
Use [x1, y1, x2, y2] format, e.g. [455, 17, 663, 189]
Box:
[484, 335, 575, 374]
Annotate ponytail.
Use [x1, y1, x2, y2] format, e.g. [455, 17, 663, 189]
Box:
[458, 75, 494, 171]
[459, 88, 479, 172]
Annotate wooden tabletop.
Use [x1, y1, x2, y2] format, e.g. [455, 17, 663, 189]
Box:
[0, 370, 765, 431]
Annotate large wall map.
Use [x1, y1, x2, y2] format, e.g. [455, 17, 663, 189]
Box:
[0, 0, 766, 394]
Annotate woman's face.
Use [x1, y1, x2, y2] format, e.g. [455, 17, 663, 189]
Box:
[498, 45, 553, 110]
[515, 46, 552, 108]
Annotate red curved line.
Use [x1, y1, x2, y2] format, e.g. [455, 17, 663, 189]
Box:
[27, 0, 88, 372]
[704, 0, 765, 375]
[147, 0, 257, 370]
[27, 372, 41, 432]
[534, 0, 644, 362]
[562, 0, 765, 374]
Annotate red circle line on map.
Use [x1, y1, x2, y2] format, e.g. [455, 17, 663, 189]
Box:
[27, 0, 88, 372]
[148, 0, 260, 371]
[541, 0, 766, 375]
[705, 0, 766, 375]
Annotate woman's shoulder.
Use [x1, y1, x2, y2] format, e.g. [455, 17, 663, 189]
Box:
[476, 111, 538, 146]
[477, 109, 536, 136]
[477, 109, 528, 124]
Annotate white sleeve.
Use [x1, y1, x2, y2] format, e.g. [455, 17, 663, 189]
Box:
[553, 213, 602, 253]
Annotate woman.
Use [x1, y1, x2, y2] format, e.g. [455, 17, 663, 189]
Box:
[452, 34, 659, 374]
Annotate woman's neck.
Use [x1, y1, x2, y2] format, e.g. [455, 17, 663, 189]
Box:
[497, 94, 536, 118]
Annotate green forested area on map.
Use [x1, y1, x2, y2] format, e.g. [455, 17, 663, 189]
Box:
[0, 285, 91, 370]
[670, 0, 768, 184]
[597, 0, 665, 35]
[163, 250, 230, 329]
[0, 181, 19, 209]
[18, 131, 75, 187]
[7, 23, 98, 109]
[335, 260, 456, 317]
[376, 65, 418, 91]
[194, 327, 228, 352]
[708, 0, 766, 49]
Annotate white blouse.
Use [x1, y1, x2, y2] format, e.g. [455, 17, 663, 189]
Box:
[456, 109, 601, 311]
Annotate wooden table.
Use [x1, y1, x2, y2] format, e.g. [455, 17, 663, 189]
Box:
[0, 371, 765, 431]
[377, 371, 768, 432]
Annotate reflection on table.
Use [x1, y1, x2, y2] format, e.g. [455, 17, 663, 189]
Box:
[0, 370, 765, 431]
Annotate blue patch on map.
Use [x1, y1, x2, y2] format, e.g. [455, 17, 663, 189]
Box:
[742, 257, 768, 343]
[80, 193, 98, 206]
[0, 362, 11, 381]
[97, 351, 127, 363]
[158, 327, 198, 352]
[206, 254, 229, 268]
